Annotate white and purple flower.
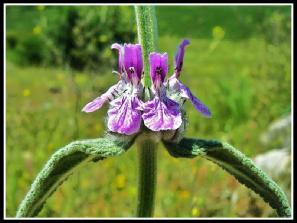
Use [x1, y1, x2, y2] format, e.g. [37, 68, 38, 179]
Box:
[142, 53, 182, 131]
[167, 39, 212, 117]
[82, 39, 211, 136]
[82, 43, 144, 135]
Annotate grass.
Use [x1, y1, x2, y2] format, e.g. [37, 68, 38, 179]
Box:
[6, 5, 291, 217]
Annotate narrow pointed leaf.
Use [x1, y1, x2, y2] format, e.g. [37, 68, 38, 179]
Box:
[163, 138, 291, 217]
[16, 134, 136, 217]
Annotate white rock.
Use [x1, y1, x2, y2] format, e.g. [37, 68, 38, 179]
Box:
[254, 148, 290, 178]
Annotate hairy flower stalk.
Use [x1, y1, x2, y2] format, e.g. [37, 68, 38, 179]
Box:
[134, 5, 159, 217]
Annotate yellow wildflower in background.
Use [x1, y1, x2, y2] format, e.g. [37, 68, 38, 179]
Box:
[23, 89, 31, 97]
[115, 174, 126, 190]
[36, 5, 45, 11]
[212, 26, 225, 40]
[56, 73, 65, 81]
[98, 34, 108, 43]
[179, 190, 190, 199]
[191, 207, 201, 217]
[33, 26, 42, 35]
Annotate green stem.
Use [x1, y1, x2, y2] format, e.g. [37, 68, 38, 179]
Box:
[135, 6, 158, 87]
[136, 137, 158, 217]
[134, 6, 159, 217]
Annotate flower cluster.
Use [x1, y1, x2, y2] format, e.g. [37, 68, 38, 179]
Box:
[82, 39, 211, 135]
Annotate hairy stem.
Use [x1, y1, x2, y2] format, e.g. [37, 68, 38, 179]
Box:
[136, 137, 158, 217]
[135, 6, 158, 88]
[134, 6, 159, 217]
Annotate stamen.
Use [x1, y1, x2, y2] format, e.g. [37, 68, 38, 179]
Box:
[129, 67, 135, 73]
[155, 66, 162, 75]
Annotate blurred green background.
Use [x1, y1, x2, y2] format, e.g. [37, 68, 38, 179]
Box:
[6, 5, 291, 217]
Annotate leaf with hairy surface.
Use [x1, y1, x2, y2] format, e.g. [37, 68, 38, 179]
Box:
[163, 137, 291, 217]
[16, 133, 136, 217]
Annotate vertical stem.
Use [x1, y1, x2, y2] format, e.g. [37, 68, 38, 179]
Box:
[135, 6, 158, 87]
[134, 6, 159, 217]
[136, 138, 158, 217]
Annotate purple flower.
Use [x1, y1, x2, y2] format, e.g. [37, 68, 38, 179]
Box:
[82, 39, 210, 135]
[168, 39, 211, 117]
[82, 43, 144, 135]
[142, 53, 182, 131]
[107, 88, 143, 135]
[123, 44, 143, 86]
[174, 39, 190, 78]
[149, 52, 168, 90]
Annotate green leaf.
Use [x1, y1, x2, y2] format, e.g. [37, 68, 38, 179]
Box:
[163, 138, 291, 217]
[16, 133, 136, 217]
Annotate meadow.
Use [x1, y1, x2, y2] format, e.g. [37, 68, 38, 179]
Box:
[6, 5, 291, 217]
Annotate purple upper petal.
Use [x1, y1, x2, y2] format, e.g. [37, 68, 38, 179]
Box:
[142, 93, 182, 131]
[149, 52, 168, 90]
[174, 39, 190, 77]
[111, 43, 124, 74]
[123, 44, 143, 84]
[107, 95, 143, 135]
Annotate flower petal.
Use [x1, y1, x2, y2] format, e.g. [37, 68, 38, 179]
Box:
[111, 43, 121, 51]
[142, 96, 182, 131]
[123, 44, 143, 83]
[174, 39, 190, 77]
[149, 52, 168, 89]
[178, 81, 212, 117]
[82, 81, 126, 113]
[107, 95, 142, 135]
[111, 43, 124, 73]
[82, 97, 107, 113]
